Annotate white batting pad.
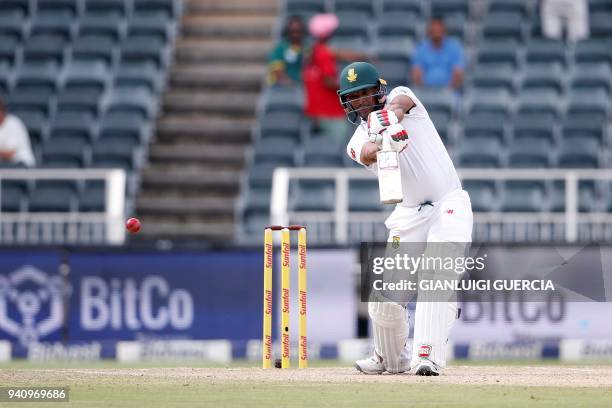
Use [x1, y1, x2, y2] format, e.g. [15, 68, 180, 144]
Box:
[411, 242, 466, 368]
[412, 299, 458, 368]
[368, 302, 410, 373]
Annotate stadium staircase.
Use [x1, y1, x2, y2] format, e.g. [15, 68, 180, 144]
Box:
[136, 0, 278, 241]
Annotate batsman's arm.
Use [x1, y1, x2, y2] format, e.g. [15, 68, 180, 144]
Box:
[385, 95, 415, 122]
[360, 141, 380, 166]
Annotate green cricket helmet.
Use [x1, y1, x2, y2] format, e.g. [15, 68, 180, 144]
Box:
[337, 61, 387, 124]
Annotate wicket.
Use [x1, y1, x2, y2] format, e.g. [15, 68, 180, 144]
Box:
[262, 225, 307, 369]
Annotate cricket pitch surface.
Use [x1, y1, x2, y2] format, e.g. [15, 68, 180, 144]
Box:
[2, 365, 611, 407]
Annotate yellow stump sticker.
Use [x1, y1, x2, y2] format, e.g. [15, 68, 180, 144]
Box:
[262, 228, 273, 369]
[281, 228, 291, 369]
[298, 228, 307, 368]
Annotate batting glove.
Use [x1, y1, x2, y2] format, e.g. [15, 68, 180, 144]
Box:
[368, 132, 383, 148]
[382, 123, 409, 152]
[367, 109, 399, 136]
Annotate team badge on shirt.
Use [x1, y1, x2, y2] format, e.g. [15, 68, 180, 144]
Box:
[392, 235, 400, 249]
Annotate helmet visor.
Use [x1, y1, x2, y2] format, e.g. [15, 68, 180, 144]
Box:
[338, 84, 387, 125]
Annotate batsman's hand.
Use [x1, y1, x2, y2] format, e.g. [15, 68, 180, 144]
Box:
[367, 109, 398, 137]
[368, 132, 383, 148]
[381, 123, 409, 152]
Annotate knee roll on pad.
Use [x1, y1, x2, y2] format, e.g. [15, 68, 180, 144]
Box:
[368, 302, 407, 327]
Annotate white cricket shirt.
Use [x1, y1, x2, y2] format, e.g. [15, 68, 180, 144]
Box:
[346, 86, 461, 207]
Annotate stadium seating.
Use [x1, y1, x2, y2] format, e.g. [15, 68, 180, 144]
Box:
[570, 63, 611, 94]
[382, 0, 422, 17]
[1, 181, 27, 212]
[525, 39, 567, 66]
[0, 11, 26, 42]
[501, 181, 546, 212]
[457, 137, 502, 168]
[253, 139, 297, 167]
[28, 181, 77, 212]
[481, 12, 524, 42]
[349, 179, 384, 212]
[290, 180, 336, 211]
[574, 39, 612, 65]
[463, 113, 505, 143]
[78, 181, 106, 212]
[238, 0, 612, 241]
[301, 139, 344, 167]
[513, 115, 555, 143]
[258, 112, 303, 142]
[0, 0, 30, 16]
[521, 64, 564, 94]
[0, 0, 181, 216]
[507, 137, 552, 168]
[488, 0, 529, 18]
[431, 0, 469, 18]
[334, 0, 375, 16]
[469, 64, 515, 93]
[463, 180, 496, 212]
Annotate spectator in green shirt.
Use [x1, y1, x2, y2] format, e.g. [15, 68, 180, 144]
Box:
[268, 15, 306, 86]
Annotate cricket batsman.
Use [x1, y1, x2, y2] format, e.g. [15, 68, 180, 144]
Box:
[338, 62, 473, 376]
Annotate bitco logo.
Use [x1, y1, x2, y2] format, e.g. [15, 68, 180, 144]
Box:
[80, 276, 193, 331]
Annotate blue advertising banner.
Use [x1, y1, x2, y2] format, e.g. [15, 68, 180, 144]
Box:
[0, 251, 64, 346]
[68, 252, 262, 341]
[0, 251, 263, 345]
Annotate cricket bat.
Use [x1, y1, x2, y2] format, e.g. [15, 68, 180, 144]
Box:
[376, 134, 403, 204]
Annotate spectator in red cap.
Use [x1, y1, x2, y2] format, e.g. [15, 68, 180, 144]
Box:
[303, 13, 368, 140]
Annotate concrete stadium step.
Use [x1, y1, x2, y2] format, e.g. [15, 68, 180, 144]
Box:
[187, 0, 278, 15]
[148, 144, 246, 167]
[169, 65, 265, 91]
[182, 15, 275, 38]
[141, 168, 241, 191]
[163, 91, 258, 115]
[176, 39, 271, 63]
[137, 0, 275, 243]
[156, 116, 253, 144]
[137, 196, 236, 215]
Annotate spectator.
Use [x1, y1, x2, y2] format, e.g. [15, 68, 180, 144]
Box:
[0, 99, 35, 167]
[411, 17, 464, 90]
[541, 0, 589, 42]
[267, 15, 306, 87]
[303, 13, 367, 140]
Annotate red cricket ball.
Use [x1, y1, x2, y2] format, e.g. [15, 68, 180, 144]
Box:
[126, 217, 141, 233]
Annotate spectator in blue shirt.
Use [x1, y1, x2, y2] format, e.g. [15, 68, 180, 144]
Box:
[411, 18, 464, 90]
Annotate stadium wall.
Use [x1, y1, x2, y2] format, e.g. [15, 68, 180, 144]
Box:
[0, 247, 611, 363]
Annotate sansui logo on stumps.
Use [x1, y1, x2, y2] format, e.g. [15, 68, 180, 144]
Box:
[262, 226, 308, 369]
[282, 242, 290, 268]
[264, 243, 273, 269]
